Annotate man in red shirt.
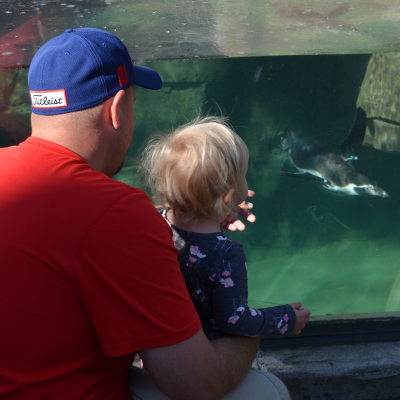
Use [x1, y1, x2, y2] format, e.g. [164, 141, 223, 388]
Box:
[0, 28, 291, 400]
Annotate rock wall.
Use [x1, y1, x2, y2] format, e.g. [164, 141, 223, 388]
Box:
[357, 52, 400, 154]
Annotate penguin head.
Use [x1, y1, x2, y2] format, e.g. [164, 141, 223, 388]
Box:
[356, 185, 389, 198]
[349, 172, 389, 197]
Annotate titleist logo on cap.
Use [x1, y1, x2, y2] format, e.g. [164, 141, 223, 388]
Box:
[30, 89, 68, 109]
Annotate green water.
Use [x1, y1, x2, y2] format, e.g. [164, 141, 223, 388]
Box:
[2, 53, 399, 317]
[114, 53, 400, 317]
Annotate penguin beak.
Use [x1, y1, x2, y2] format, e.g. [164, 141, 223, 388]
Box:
[364, 186, 389, 198]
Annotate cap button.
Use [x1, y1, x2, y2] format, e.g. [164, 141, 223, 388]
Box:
[65, 29, 74, 33]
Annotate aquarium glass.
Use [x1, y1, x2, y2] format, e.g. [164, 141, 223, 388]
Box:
[1, 0, 400, 318]
[115, 54, 400, 317]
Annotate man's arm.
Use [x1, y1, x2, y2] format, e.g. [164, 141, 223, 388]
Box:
[138, 329, 260, 400]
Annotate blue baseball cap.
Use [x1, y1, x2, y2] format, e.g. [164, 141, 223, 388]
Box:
[28, 28, 162, 115]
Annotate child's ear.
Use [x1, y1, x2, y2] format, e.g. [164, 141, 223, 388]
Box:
[223, 188, 235, 204]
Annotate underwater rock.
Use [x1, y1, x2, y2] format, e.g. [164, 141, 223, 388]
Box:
[133, 58, 227, 136]
[149, 58, 226, 84]
[385, 271, 400, 312]
[357, 53, 400, 154]
[0, 69, 31, 146]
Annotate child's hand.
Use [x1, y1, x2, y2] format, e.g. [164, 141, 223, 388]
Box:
[220, 190, 256, 231]
[290, 302, 311, 335]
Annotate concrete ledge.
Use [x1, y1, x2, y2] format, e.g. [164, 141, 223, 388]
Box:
[254, 341, 400, 400]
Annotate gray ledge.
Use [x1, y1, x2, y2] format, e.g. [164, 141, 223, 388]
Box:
[253, 341, 400, 400]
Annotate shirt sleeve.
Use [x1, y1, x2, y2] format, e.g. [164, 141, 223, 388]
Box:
[72, 190, 201, 357]
[212, 246, 296, 338]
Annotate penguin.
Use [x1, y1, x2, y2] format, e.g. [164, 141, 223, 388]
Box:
[280, 107, 389, 197]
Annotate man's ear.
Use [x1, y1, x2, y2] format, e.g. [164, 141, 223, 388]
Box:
[110, 90, 126, 129]
[223, 188, 235, 204]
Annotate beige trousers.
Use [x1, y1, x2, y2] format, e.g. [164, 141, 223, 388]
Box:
[128, 366, 291, 400]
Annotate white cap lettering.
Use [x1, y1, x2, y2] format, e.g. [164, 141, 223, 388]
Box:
[30, 89, 68, 109]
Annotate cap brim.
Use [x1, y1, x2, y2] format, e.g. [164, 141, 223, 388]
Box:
[133, 65, 162, 90]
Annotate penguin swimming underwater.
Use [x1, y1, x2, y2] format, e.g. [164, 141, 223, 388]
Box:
[280, 107, 389, 197]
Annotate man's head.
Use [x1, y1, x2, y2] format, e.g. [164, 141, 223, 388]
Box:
[28, 28, 162, 176]
[28, 27, 161, 114]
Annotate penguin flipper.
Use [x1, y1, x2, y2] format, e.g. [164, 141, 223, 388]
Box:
[339, 107, 367, 163]
[280, 171, 325, 182]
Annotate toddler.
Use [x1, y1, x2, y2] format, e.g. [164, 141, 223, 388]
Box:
[140, 116, 310, 340]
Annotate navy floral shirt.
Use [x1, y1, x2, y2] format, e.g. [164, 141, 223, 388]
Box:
[158, 208, 296, 340]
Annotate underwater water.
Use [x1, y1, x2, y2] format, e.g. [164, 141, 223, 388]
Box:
[113, 53, 400, 317]
[2, 52, 400, 318]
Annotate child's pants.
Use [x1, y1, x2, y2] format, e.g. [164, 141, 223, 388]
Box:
[128, 365, 291, 400]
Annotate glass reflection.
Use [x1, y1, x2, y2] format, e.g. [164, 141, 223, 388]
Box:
[2, 0, 400, 71]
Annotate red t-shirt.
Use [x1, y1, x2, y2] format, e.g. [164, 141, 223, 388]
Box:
[0, 137, 201, 400]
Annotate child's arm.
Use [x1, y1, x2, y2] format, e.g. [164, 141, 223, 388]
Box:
[212, 247, 309, 338]
[291, 302, 311, 335]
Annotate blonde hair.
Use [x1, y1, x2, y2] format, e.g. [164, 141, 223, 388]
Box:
[140, 116, 249, 221]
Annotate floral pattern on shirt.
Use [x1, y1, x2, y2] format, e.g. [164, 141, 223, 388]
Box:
[157, 207, 296, 340]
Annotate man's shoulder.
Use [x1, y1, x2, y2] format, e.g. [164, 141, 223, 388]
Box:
[74, 174, 152, 216]
[0, 137, 154, 220]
